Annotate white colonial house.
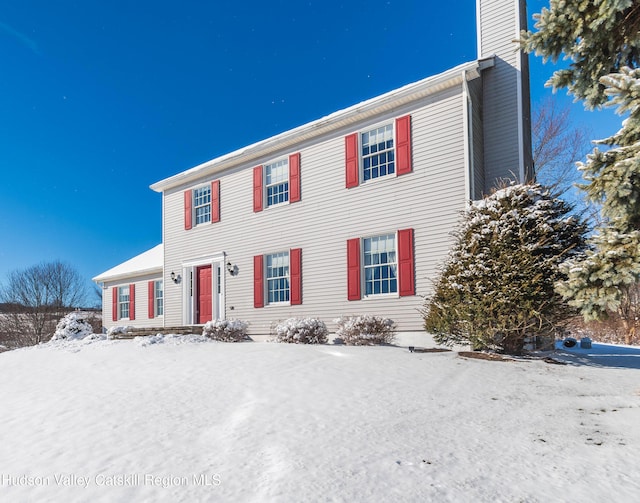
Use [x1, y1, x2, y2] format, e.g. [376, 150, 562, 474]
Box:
[94, 0, 533, 339]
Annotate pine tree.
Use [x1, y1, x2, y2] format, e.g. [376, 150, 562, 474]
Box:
[522, 1, 640, 342]
[521, 1, 640, 108]
[423, 183, 587, 354]
[556, 68, 640, 343]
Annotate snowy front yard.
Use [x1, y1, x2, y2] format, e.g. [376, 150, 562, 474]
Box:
[1, 337, 639, 502]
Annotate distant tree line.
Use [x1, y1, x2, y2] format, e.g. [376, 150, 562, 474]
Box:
[0, 261, 97, 348]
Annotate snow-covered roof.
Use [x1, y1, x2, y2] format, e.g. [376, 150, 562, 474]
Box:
[150, 57, 495, 193]
[92, 244, 163, 283]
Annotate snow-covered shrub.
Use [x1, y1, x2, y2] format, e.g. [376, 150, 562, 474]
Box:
[202, 319, 248, 342]
[51, 312, 94, 341]
[334, 315, 395, 345]
[423, 182, 588, 354]
[273, 318, 328, 344]
[106, 326, 132, 338]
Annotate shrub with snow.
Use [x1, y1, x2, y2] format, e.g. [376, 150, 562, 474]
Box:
[423, 182, 588, 354]
[273, 318, 328, 344]
[106, 326, 132, 338]
[202, 319, 248, 342]
[334, 315, 395, 345]
[52, 312, 94, 341]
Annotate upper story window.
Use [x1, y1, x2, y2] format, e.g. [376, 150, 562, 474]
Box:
[193, 185, 211, 225]
[253, 153, 301, 213]
[184, 180, 220, 230]
[119, 285, 130, 319]
[361, 123, 395, 181]
[265, 158, 289, 207]
[266, 251, 290, 304]
[363, 234, 397, 296]
[345, 115, 412, 188]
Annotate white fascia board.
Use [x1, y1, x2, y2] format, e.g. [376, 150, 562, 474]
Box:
[92, 266, 163, 285]
[150, 58, 493, 193]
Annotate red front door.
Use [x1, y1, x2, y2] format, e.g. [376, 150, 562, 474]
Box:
[197, 265, 212, 324]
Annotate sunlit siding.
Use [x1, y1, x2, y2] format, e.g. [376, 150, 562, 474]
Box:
[478, 0, 530, 190]
[162, 85, 467, 335]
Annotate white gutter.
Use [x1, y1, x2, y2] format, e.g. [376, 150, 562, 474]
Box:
[92, 266, 163, 285]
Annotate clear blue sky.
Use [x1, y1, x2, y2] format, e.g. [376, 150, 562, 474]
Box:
[0, 0, 620, 305]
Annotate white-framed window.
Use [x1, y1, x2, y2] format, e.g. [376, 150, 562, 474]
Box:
[265, 158, 289, 207]
[363, 234, 397, 296]
[119, 285, 130, 319]
[155, 280, 164, 316]
[361, 122, 395, 182]
[266, 251, 290, 303]
[193, 185, 211, 225]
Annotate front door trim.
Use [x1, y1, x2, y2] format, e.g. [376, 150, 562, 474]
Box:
[181, 252, 226, 325]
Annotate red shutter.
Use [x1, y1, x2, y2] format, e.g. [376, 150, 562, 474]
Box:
[211, 180, 220, 223]
[184, 190, 193, 230]
[290, 248, 302, 305]
[112, 287, 118, 321]
[253, 166, 263, 212]
[345, 133, 359, 188]
[253, 255, 264, 308]
[129, 284, 136, 320]
[347, 238, 361, 301]
[398, 228, 415, 296]
[148, 281, 155, 319]
[396, 115, 412, 176]
[289, 153, 301, 203]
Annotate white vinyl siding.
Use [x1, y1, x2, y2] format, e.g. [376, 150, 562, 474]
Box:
[478, 0, 530, 191]
[161, 84, 467, 335]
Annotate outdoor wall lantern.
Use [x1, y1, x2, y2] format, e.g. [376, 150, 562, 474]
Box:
[170, 271, 181, 284]
[226, 262, 237, 276]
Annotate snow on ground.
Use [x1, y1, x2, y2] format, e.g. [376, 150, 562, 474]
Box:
[0, 337, 639, 503]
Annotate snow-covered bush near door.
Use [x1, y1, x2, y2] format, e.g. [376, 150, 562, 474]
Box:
[202, 319, 249, 342]
[51, 312, 94, 341]
[334, 315, 395, 345]
[273, 318, 328, 344]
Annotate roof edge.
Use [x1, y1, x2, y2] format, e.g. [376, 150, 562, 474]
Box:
[92, 244, 163, 284]
[151, 58, 493, 193]
[92, 265, 163, 284]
